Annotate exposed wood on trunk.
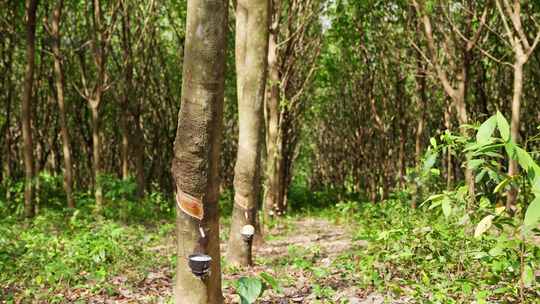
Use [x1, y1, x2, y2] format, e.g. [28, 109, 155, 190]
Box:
[170, 0, 228, 302]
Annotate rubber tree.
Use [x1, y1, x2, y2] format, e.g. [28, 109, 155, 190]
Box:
[22, 0, 39, 218]
[170, 0, 228, 302]
[48, 0, 75, 208]
[264, 0, 322, 218]
[226, 0, 270, 266]
[412, 0, 488, 198]
[495, 0, 540, 208]
[76, 0, 118, 209]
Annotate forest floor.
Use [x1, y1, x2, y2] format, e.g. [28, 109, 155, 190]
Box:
[83, 217, 380, 304]
[2, 200, 539, 303]
[223, 217, 376, 304]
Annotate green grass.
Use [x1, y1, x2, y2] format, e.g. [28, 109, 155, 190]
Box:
[313, 200, 540, 303]
[0, 208, 175, 302]
[1, 175, 539, 303]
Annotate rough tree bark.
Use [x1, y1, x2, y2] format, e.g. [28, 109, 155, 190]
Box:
[22, 0, 39, 218]
[227, 0, 270, 266]
[170, 0, 227, 302]
[50, 0, 75, 208]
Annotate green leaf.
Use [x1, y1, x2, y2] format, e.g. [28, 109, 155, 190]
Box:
[421, 194, 445, 207]
[479, 196, 491, 209]
[515, 147, 536, 172]
[524, 196, 540, 227]
[493, 176, 512, 194]
[422, 150, 438, 173]
[474, 215, 494, 238]
[430, 137, 437, 148]
[504, 142, 517, 159]
[260, 272, 282, 293]
[496, 111, 510, 142]
[532, 174, 540, 194]
[237, 277, 263, 304]
[475, 169, 487, 183]
[442, 197, 452, 218]
[468, 159, 485, 170]
[488, 245, 504, 257]
[476, 115, 497, 144]
[522, 265, 534, 287]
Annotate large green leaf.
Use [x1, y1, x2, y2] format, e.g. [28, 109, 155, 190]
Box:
[422, 150, 438, 173]
[515, 147, 536, 172]
[237, 277, 263, 304]
[474, 215, 494, 238]
[442, 197, 452, 218]
[533, 174, 540, 194]
[524, 196, 540, 227]
[496, 111, 510, 142]
[430, 137, 437, 148]
[476, 115, 497, 144]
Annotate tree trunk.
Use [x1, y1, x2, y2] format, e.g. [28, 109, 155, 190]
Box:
[90, 102, 103, 208]
[171, 0, 227, 302]
[120, 1, 132, 181]
[456, 62, 475, 200]
[415, 61, 426, 164]
[51, 0, 75, 208]
[443, 105, 454, 189]
[120, 116, 129, 179]
[398, 128, 405, 187]
[2, 29, 14, 191]
[506, 60, 524, 209]
[22, 0, 39, 218]
[133, 118, 145, 199]
[227, 0, 269, 266]
[264, 27, 283, 218]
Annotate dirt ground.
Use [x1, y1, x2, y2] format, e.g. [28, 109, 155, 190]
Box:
[83, 217, 381, 304]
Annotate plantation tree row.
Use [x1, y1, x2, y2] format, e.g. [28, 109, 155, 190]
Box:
[308, 0, 540, 205]
[0, 0, 325, 219]
[1, 0, 539, 247]
[2, 0, 540, 302]
[1, 0, 186, 213]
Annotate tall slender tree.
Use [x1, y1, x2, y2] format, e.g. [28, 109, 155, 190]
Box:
[264, 0, 322, 217]
[76, 0, 118, 209]
[48, 0, 75, 208]
[170, 0, 228, 302]
[412, 0, 488, 197]
[227, 0, 270, 266]
[495, 0, 540, 208]
[22, 0, 39, 218]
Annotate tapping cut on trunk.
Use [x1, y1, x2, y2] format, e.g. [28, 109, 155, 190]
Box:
[176, 189, 204, 220]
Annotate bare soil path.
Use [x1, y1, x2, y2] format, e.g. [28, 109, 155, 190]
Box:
[223, 217, 371, 304]
[84, 217, 372, 303]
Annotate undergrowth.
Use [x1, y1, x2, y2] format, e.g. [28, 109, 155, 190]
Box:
[309, 200, 540, 303]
